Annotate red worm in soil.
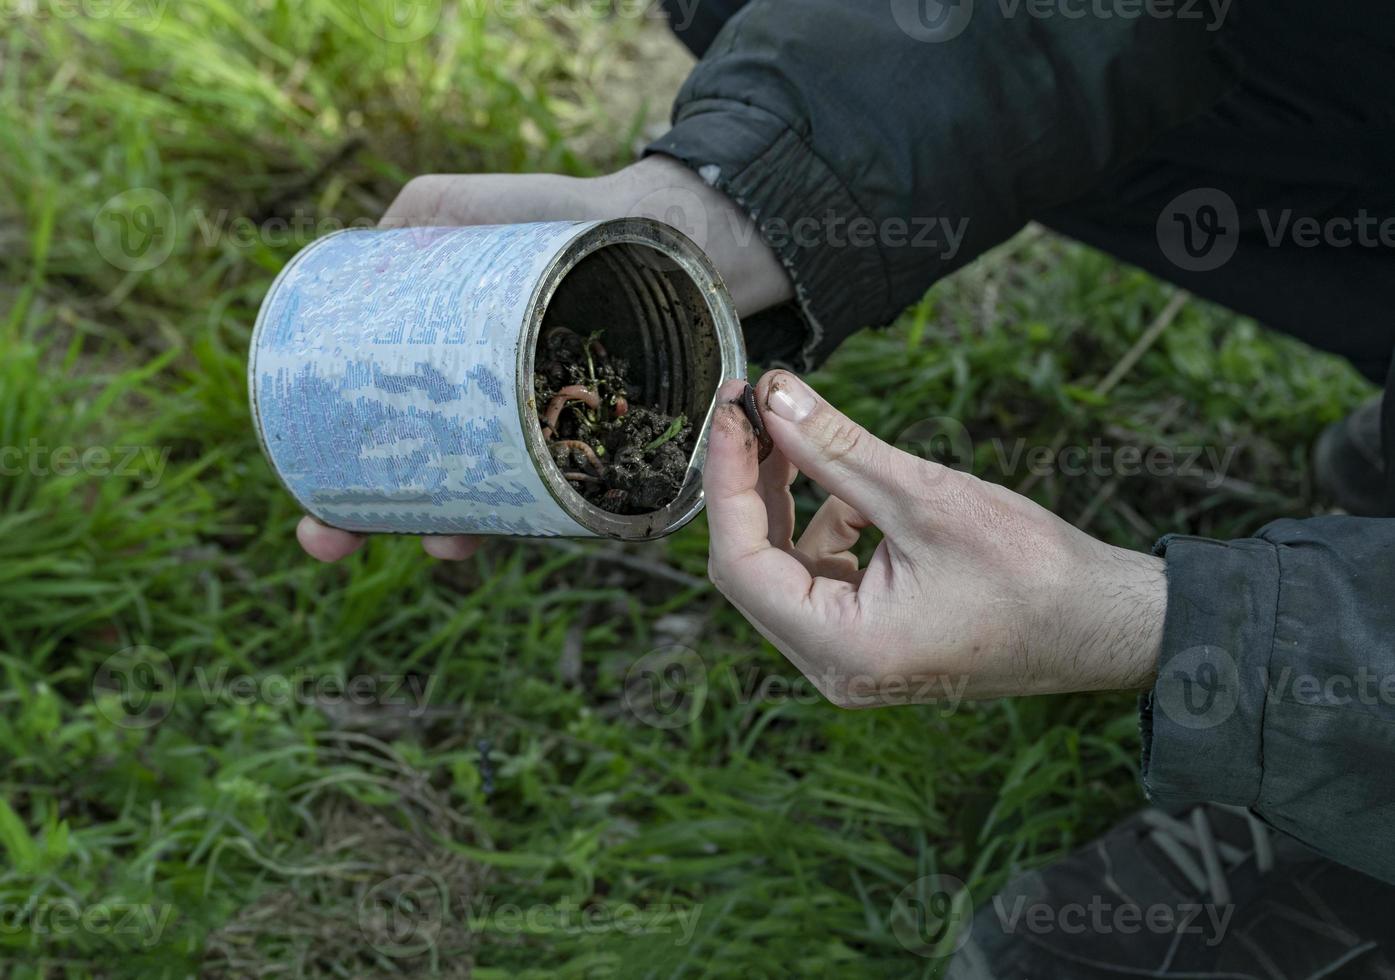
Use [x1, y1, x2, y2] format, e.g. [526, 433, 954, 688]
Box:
[612, 395, 628, 417]
[563, 471, 602, 483]
[553, 439, 606, 475]
[543, 385, 602, 432]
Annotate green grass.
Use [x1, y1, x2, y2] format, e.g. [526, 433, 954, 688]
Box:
[0, 2, 1374, 977]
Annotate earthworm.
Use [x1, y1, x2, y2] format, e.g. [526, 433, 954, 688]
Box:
[544, 327, 611, 366]
[563, 471, 602, 483]
[543, 385, 602, 432]
[554, 439, 606, 475]
[545, 326, 581, 346]
[613, 395, 628, 417]
[741, 383, 775, 463]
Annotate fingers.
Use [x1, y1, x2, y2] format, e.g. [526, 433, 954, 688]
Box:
[297, 516, 365, 562]
[297, 516, 480, 562]
[796, 495, 870, 582]
[755, 443, 799, 550]
[704, 380, 841, 635]
[422, 536, 481, 561]
[379, 173, 594, 229]
[754, 371, 950, 537]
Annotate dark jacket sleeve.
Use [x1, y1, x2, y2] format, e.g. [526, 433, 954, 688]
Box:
[1141, 517, 1395, 884]
[647, 0, 1238, 368]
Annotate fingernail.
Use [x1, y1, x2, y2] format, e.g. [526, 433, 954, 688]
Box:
[767, 376, 815, 423]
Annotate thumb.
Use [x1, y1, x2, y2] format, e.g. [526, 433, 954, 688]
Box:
[755, 371, 928, 535]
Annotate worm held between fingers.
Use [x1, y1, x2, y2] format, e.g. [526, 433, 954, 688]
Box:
[740, 383, 775, 463]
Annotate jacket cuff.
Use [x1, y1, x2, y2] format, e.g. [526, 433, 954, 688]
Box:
[1139, 534, 1280, 808]
[646, 100, 890, 371]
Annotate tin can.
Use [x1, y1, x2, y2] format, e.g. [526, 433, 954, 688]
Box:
[249, 218, 745, 540]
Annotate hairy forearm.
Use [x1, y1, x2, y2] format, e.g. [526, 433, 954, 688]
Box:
[1067, 546, 1168, 692]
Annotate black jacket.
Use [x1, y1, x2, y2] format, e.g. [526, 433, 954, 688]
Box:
[648, 0, 1395, 882]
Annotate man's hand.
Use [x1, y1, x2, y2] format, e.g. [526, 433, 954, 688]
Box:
[296, 156, 794, 562]
[704, 372, 1168, 707]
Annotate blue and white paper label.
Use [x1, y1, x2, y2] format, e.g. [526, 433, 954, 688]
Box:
[250, 223, 597, 537]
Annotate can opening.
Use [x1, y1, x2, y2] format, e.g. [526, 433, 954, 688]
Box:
[542, 242, 723, 428]
[525, 224, 739, 539]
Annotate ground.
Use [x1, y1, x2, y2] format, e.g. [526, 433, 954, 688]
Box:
[0, 2, 1373, 978]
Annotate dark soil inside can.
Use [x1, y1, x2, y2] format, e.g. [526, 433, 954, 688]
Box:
[532, 326, 695, 515]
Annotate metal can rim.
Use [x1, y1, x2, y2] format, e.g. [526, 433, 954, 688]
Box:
[516, 217, 746, 541]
